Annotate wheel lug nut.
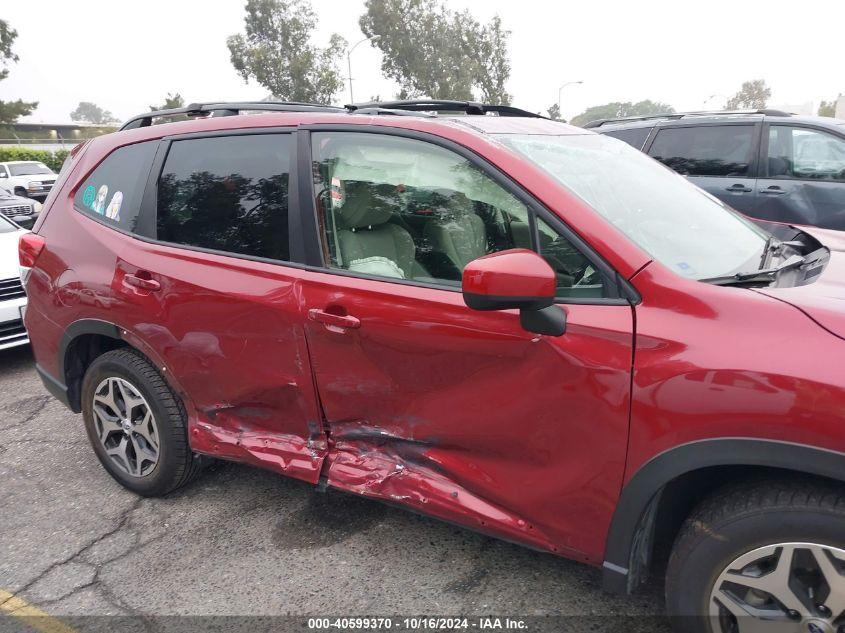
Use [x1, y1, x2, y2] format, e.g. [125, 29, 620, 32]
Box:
[787, 609, 801, 620]
[817, 604, 831, 617]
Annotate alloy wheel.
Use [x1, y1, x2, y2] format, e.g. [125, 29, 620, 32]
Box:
[92, 376, 160, 477]
[710, 542, 845, 633]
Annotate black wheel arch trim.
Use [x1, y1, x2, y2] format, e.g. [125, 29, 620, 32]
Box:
[602, 437, 845, 594]
[58, 319, 123, 412]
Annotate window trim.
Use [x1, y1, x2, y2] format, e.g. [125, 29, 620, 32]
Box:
[298, 124, 638, 306]
[760, 122, 845, 182]
[643, 121, 763, 179]
[137, 127, 299, 264]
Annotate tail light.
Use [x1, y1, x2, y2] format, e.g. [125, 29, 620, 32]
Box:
[19, 232, 46, 286]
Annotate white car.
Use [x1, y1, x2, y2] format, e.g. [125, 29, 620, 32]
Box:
[0, 215, 28, 350]
[0, 160, 58, 201]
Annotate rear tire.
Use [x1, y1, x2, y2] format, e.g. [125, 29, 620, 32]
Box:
[665, 478, 845, 633]
[81, 348, 202, 496]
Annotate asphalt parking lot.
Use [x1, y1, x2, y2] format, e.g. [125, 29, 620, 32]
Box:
[0, 344, 669, 633]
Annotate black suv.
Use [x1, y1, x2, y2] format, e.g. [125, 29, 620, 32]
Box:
[588, 110, 845, 230]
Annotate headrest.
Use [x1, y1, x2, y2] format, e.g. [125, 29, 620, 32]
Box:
[334, 181, 398, 230]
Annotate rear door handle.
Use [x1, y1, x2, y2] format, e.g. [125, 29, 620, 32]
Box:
[725, 184, 753, 193]
[308, 308, 361, 330]
[124, 274, 161, 291]
[761, 186, 787, 195]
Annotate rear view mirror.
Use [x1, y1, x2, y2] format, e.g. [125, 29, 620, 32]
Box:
[462, 249, 566, 336]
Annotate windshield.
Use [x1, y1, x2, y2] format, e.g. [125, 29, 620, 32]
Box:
[8, 162, 52, 176]
[497, 133, 769, 280]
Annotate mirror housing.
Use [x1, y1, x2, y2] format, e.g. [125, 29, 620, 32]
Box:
[462, 249, 555, 311]
[462, 249, 565, 336]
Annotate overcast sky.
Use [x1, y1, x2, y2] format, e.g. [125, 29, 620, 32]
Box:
[2, 0, 843, 124]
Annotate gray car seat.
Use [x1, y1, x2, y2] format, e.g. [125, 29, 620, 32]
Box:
[332, 181, 416, 279]
[423, 193, 487, 276]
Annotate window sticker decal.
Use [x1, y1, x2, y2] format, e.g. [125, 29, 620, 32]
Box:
[82, 185, 96, 208]
[92, 185, 108, 215]
[105, 191, 123, 222]
[330, 176, 345, 208]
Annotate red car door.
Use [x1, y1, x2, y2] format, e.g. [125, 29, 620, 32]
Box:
[116, 132, 326, 483]
[298, 130, 634, 562]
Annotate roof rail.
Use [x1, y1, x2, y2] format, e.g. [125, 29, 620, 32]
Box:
[119, 101, 344, 131]
[583, 108, 793, 129]
[346, 99, 546, 119]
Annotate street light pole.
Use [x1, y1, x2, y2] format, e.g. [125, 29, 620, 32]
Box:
[558, 81, 583, 118]
[347, 37, 374, 104]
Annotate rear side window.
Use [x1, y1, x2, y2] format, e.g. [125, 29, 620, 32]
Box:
[648, 125, 755, 177]
[74, 141, 158, 232]
[156, 134, 292, 261]
[602, 127, 651, 150]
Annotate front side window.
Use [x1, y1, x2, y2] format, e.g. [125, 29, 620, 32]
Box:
[499, 133, 768, 280]
[73, 141, 158, 233]
[767, 126, 845, 182]
[310, 132, 604, 298]
[157, 134, 292, 261]
[648, 125, 755, 177]
[9, 162, 53, 176]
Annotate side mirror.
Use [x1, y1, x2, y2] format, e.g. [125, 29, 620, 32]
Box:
[462, 249, 566, 336]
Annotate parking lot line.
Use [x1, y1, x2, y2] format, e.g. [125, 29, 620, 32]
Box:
[0, 589, 79, 633]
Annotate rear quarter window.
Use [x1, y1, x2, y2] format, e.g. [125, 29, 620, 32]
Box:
[73, 141, 158, 233]
[602, 126, 652, 150]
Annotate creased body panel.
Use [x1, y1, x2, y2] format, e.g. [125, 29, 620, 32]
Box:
[116, 240, 327, 483]
[300, 270, 633, 562]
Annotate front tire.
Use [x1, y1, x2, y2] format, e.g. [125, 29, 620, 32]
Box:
[665, 479, 845, 633]
[81, 348, 202, 496]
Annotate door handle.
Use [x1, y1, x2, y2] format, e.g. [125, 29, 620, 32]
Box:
[124, 273, 161, 291]
[761, 186, 787, 195]
[308, 308, 361, 330]
[725, 184, 753, 193]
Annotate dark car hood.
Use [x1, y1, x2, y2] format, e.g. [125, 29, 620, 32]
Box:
[756, 226, 845, 340]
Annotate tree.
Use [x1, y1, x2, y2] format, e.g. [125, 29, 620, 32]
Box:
[70, 102, 117, 125]
[149, 92, 185, 111]
[819, 98, 839, 117]
[0, 20, 37, 124]
[360, 0, 512, 104]
[227, 0, 346, 103]
[547, 104, 562, 121]
[570, 100, 674, 127]
[725, 80, 770, 110]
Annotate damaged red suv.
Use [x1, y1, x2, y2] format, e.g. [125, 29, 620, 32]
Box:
[21, 100, 845, 631]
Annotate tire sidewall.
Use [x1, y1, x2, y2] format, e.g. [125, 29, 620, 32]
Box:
[81, 353, 182, 496]
[668, 507, 845, 631]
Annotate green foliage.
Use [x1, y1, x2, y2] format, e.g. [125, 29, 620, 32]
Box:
[547, 104, 561, 121]
[0, 147, 69, 172]
[725, 80, 770, 110]
[227, 0, 346, 103]
[149, 93, 185, 111]
[360, 0, 512, 104]
[819, 99, 838, 117]
[70, 102, 117, 125]
[570, 100, 674, 127]
[0, 20, 37, 124]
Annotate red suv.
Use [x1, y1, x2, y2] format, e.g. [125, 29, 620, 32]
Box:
[20, 100, 845, 631]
